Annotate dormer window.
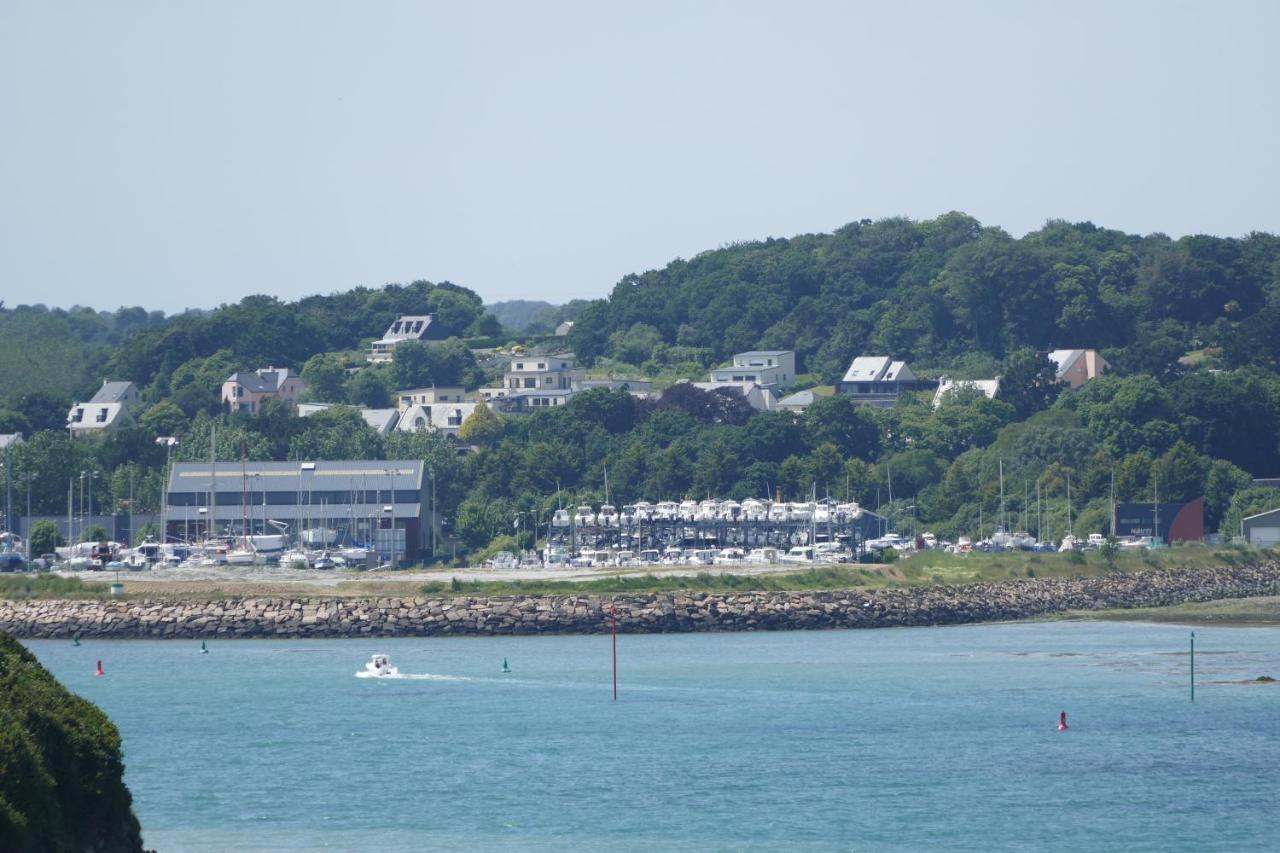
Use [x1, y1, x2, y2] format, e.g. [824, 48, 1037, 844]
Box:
[95, 408, 108, 423]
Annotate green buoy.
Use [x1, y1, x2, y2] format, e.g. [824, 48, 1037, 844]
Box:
[502, 657, 511, 673]
[201, 640, 209, 654]
[72, 632, 81, 646]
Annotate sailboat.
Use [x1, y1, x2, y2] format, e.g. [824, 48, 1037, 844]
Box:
[991, 460, 1014, 550]
[1059, 473, 1080, 552]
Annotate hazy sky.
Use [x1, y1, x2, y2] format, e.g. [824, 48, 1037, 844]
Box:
[3, 1, 1278, 314]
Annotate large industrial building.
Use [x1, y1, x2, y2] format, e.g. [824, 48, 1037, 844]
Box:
[164, 460, 437, 560]
[1114, 497, 1204, 543]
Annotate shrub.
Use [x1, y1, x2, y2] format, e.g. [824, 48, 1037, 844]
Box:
[0, 632, 145, 851]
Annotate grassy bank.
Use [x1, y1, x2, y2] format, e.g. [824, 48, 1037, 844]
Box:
[1065, 595, 1280, 626]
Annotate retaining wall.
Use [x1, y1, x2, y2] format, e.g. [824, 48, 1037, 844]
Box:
[3, 562, 1277, 639]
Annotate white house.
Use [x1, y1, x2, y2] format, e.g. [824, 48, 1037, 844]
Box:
[396, 402, 478, 438]
[838, 357, 919, 407]
[0, 433, 23, 450]
[505, 352, 583, 392]
[1048, 349, 1109, 390]
[932, 377, 1001, 409]
[395, 386, 467, 412]
[555, 320, 575, 336]
[368, 314, 435, 362]
[67, 380, 141, 437]
[491, 389, 575, 413]
[297, 403, 402, 437]
[709, 351, 796, 389]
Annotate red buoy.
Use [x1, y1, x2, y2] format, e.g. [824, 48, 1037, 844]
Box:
[95, 660, 104, 677]
[1057, 711, 1068, 731]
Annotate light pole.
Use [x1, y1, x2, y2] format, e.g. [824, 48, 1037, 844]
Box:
[26, 472, 36, 561]
[78, 471, 87, 543]
[156, 436, 178, 544]
[88, 471, 100, 540]
[381, 466, 396, 563]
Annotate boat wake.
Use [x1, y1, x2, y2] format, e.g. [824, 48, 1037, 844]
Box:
[355, 672, 471, 681]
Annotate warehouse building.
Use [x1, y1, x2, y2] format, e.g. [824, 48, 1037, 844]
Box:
[164, 460, 437, 560]
[1241, 508, 1280, 547]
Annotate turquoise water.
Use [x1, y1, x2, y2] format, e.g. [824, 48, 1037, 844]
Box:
[27, 622, 1280, 852]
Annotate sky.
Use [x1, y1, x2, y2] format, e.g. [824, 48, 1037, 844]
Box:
[2, 1, 1278, 314]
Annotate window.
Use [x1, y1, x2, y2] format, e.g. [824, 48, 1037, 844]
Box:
[524, 378, 536, 388]
[72, 408, 84, 422]
[515, 362, 524, 370]
[95, 408, 109, 423]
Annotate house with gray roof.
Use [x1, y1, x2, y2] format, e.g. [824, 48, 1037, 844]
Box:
[369, 314, 436, 362]
[221, 367, 306, 414]
[837, 356, 925, 407]
[67, 380, 141, 437]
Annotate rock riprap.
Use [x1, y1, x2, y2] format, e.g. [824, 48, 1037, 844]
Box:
[2, 563, 1277, 639]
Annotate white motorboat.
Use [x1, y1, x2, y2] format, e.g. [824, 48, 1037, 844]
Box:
[744, 547, 779, 564]
[279, 549, 310, 568]
[552, 509, 572, 528]
[714, 547, 746, 564]
[356, 653, 399, 678]
[573, 505, 596, 527]
[598, 504, 619, 527]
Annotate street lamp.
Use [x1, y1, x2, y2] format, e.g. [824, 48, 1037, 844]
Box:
[26, 472, 37, 561]
[156, 436, 178, 544]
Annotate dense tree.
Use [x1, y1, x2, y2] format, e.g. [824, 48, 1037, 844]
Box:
[287, 408, 382, 460]
[345, 367, 392, 408]
[458, 402, 504, 447]
[28, 519, 63, 555]
[300, 353, 349, 403]
[802, 396, 880, 460]
[998, 348, 1062, 419]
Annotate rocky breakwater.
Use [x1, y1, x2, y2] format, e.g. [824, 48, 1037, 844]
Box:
[3, 562, 1279, 639]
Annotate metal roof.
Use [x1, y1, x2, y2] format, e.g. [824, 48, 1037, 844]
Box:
[168, 460, 425, 493]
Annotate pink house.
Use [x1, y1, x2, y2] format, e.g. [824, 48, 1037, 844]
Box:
[1049, 349, 1110, 390]
[221, 366, 307, 414]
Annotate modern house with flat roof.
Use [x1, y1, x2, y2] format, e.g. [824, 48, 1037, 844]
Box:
[708, 351, 796, 389]
[164, 460, 436, 561]
[505, 352, 583, 392]
[395, 386, 467, 411]
[368, 314, 436, 362]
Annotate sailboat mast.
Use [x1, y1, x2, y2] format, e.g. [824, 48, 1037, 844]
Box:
[998, 459, 1005, 532]
[1066, 472, 1072, 538]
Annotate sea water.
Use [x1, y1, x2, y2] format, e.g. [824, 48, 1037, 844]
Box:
[27, 621, 1280, 852]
